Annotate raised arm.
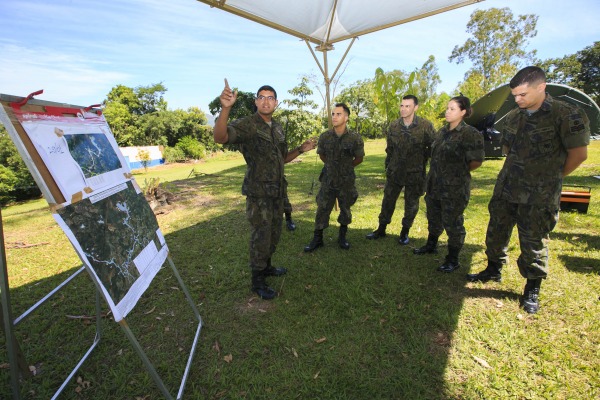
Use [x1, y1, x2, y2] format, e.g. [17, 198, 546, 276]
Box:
[213, 78, 238, 144]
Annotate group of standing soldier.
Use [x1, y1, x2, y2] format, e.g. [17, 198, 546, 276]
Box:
[213, 66, 590, 314]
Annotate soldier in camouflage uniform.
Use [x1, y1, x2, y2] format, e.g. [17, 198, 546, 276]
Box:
[304, 103, 365, 252]
[366, 95, 435, 244]
[282, 177, 296, 231]
[214, 80, 316, 300]
[413, 96, 484, 273]
[467, 66, 590, 314]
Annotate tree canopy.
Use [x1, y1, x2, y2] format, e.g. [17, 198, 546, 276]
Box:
[449, 7, 538, 94]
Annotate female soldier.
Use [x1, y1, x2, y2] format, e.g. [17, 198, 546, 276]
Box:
[413, 95, 484, 272]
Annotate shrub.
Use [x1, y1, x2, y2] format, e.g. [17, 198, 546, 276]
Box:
[176, 136, 206, 160]
[162, 146, 186, 163]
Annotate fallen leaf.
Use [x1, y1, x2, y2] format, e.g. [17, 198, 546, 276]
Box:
[258, 308, 267, 313]
[516, 313, 524, 320]
[292, 348, 298, 358]
[473, 355, 491, 369]
[496, 301, 504, 308]
[143, 306, 156, 315]
[315, 337, 327, 344]
[213, 341, 221, 354]
[313, 371, 320, 379]
[223, 354, 233, 363]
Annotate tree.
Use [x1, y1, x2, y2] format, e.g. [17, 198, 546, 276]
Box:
[0, 124, 40, 205]
[335, 79, 385, 138]
[449, 7, 538, 93]
[542, 41, 600, 106]
[278, 77, 322, 148]
[209, 90, 256, 120]
[577, 41, 600, 105]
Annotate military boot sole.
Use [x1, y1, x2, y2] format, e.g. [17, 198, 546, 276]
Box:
[366, 231, 386, 240]
[466, 272, 502, 283]
[253, 286, 277, 300]
[397, 236, 409, 245]
[304, 241, 324, 253]
[413, 247, 438, 255]
[264, 267, 288, 277]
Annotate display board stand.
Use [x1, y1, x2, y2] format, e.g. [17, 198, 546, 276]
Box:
[0, 93, 202, 399]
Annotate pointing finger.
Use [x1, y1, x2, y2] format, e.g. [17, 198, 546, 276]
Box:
[224, 78, 230, 89]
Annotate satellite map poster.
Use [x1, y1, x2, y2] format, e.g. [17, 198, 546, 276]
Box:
[14, 110, 130, 202]
[53, 180, 169, 322]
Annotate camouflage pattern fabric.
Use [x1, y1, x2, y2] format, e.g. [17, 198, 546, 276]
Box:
[246, 196, 284, 272]
[283, 176, 292, 215]
[227, 113, 288, 198]
[493, 94, 590, 205]
[424, 195, 466, 249]
[486, 94, 590, 277]
[378, 116, 435, 227]
[314, 129, 365, 229]
[379, 183, 424, 228]
[485, 198, 558, 278]
[424, 121, 484, 246]
[426, 121, 484, 201]
[227, 113, 289, 271]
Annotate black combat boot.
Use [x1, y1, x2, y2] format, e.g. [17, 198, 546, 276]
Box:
[522, 278, 542, 314]
[264, 258, 288, 277]
[437, 246, 461, 273]
[467, 261, 503, 282]
[398, 226, 410, 245]
[251, 270, 277, 300]
[285, 212, 296, 231]
[366, 223, 387, 240]
[304, 229, 324, 252]
[413, 234, 439, 255]
[338, 225, 350, 250]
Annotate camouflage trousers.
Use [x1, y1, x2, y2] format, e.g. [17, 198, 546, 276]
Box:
[424, 194, 468, 248]
[314, 184, 358, 230]
[283, 193, 292, 215]
[246, 196, 284, 272]
[283, 178, 292, 215]
[485, 197, 558, 279]
[378, 182, 423, 228]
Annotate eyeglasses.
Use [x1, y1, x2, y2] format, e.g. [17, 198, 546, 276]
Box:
[256, 95, 276, 102]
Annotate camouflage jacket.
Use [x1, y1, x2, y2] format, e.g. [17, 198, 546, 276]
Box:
[317, 128, 365, 189]
[227, 113, 288, 198]
[494, 94, 590, 205]
[426, 121, 484, 200]
[385, 115, 435, 186]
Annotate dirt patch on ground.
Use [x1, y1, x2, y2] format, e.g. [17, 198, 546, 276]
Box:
[145, 176, 217, 214]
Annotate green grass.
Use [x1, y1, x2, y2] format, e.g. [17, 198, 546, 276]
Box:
[1, 141, 599, 399]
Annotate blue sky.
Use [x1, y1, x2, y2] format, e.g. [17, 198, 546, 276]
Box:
[1, 0, 598, 115]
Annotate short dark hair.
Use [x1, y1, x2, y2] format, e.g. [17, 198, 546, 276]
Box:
[402, 94, 419, 105]
[509, 66, 546, 89]
[334, 102, 351, 116]
[450, 95, 472, 118]
[257, 85, 277, 99]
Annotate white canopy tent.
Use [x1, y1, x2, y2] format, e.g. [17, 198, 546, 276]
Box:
[195, 0, 484, 125]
